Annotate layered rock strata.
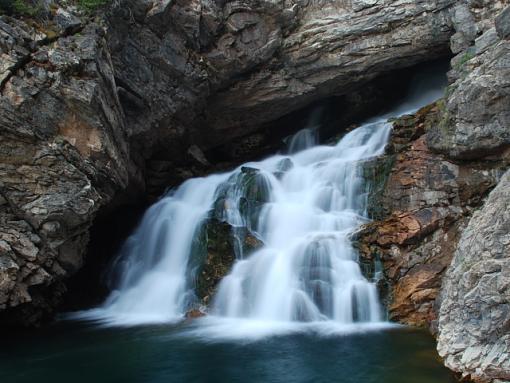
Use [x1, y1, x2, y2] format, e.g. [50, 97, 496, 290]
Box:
[437, 169, 510, 383]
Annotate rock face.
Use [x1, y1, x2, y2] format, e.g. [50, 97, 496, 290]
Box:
[433, 3, 510, 382]
[194, 219, 262, 307]
[0, 1, 509, 380]
[108, 0, 454, 154]
[0, 0, 459, 324]
[0, 15, 136, 324]
[358, 3, 510, 381]
[357, 104, 504, 330]
[428, 1, 510, 160]
[437, 169, 510, 383]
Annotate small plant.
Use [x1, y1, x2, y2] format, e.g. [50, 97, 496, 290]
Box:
[76, 0, 108, 12]
[453, 51, 475, 72]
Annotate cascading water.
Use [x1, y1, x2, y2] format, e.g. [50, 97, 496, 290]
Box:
[211, 123, 389, 323]
[73, 68, 446, 328]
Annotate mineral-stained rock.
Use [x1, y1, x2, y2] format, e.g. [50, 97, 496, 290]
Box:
[437, 169, 510, 383]
[357, 103, 504, 330]
[185, 308, 206, 319]
[358, 4, 510, 381]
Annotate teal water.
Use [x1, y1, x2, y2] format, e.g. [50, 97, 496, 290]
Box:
[0, 322, 456, 383]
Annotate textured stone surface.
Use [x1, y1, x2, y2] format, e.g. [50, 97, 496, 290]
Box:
[437, 169, 510, 383]
[0, 0, 502, 338]
[357, 104, 504, 330]
[359, 4, 510, 380]
[107, 0, 455, 157]
[0, 12, 138, 323]
[428, 4, 510, 160]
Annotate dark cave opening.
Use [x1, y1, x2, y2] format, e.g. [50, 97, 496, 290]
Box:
[205, 57, 451, 164]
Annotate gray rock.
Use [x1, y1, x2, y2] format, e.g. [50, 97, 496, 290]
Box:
[450, 3, 478, 53]
[0, 14, 136, 324]
[475, 28, 499, 55]
[437, 169, 510, 383]
[54, 8, 82, 35]
[496, 6, 510, 39]
[0, 0, 507, 337]
[428, 38, 510, 159]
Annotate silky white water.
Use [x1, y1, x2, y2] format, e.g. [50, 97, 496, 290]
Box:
[71, 69, 446, 329]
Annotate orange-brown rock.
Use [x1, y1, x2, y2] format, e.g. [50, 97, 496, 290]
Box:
[357, 103, 504, 331]
[185, 309, 206, 319]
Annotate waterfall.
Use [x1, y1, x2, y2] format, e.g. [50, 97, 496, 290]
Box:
[211, 122, 389, 323]
[71, 70, 445, 327]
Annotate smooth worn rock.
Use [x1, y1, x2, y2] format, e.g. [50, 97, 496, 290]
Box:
[437, 169, 510, 383]
[195, 219, 262, 305]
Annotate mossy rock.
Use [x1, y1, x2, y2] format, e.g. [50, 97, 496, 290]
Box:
[194, 219, 262, 304]
[363, 154, 395, 221]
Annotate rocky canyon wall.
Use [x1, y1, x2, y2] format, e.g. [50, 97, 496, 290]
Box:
[1, 0, 509, 381]
[0, 0, 456, 324]
[357, 1, 510, 382]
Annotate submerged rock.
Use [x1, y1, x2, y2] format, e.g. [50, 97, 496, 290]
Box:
[185, 308, 206, 319]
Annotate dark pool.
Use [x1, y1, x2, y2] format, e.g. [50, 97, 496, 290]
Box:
[0, 321, 456, 383]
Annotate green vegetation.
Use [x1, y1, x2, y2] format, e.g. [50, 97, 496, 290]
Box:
[75, 0, 108, 12]
[0, 0, 108, 17]
[453, 50, 476, 77]
[0, 0, 42, 17]
[456, 51, 474, 68]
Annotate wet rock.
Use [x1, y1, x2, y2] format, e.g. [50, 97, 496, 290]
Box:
[185, 308, 206, 319]
[195, 219, 262, 305]
[0, 0, 499, 328]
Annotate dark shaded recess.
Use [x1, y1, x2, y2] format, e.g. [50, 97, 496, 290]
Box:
[62, 57, 450, 312]
[0, 282, 67, 329]
[60, 203, 147, 311]
[206, 57, 451, 164]
[140, 57, 451, 199]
